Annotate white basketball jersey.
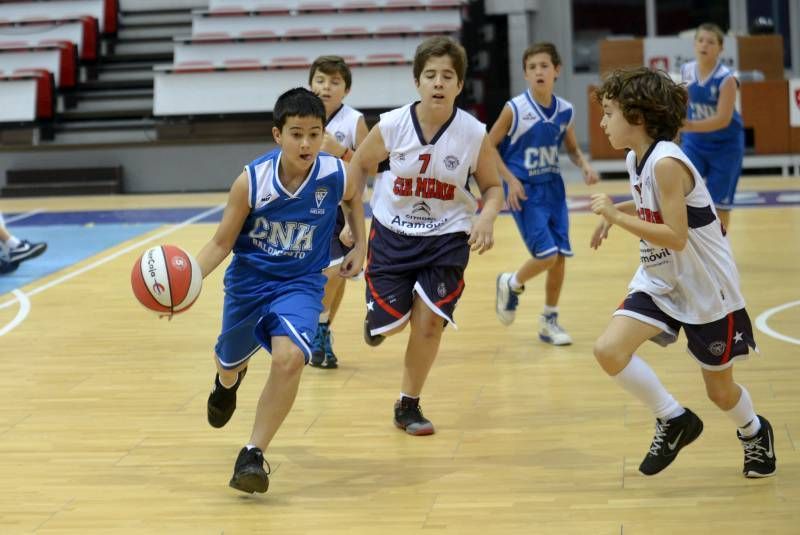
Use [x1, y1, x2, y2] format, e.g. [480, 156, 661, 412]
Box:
[325, 103, 363, 151]
[371, 103, 486, 236]
[627, 141, 744, 324]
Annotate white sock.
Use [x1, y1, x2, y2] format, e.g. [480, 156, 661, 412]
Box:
[245, 444, 259, 451]
[726, 384, 760, 438]
[509, 273, 523, 292]
[319, 311, 330, 323]
[613, 355, 684, 421]
[400, 392, 419, 401]
[5, 236, 20, 249]
[543, 305, 558, 316]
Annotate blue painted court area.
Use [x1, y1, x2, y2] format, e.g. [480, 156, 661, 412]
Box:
[0, 223, 159, 297]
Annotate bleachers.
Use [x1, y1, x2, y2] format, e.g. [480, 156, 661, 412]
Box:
[0, 69, 55, 122]
[0, 42, 77, 88]
[154, 2, 463, 117]
[0, 17, 99, 61]
[0, 0, 116, 34]
[191, 9, 460, 36]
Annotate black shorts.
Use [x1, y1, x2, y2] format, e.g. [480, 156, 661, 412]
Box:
[614, 291, 758, 370]
[365, 219, 469, 335]
[328, 206, 353, 268]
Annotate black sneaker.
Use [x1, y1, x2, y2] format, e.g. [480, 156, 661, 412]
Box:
[7, 240, 46, 264]
[639, 408, 703, 476]
[364, 318, 385, 347]
[393, 397, 435, 436]
[229, 446, 270, 494]
[310, 322, 338, 369]
[738, 415, 777, 478]
[207, 367, 247, 428]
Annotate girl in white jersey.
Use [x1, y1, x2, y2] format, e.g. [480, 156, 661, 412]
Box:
[308, 55, 370, 369]
[348, 36, 504, 436]
[590, 67, 775, 479]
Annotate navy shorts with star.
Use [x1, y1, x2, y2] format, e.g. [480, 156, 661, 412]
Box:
[364, 219, 469, 336]
[327, 206, 353, 268]
[613, 291, 758, 370]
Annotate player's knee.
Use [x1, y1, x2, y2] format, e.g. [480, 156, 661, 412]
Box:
[272, 346, 305, 376]
[593, 336, 626, 372]
[541, 254, 558, 269]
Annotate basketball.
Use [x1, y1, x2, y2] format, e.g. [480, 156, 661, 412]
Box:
[131, 245, 202, 316]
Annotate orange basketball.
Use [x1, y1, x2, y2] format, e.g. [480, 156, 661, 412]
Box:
[131, 245, 202, 316]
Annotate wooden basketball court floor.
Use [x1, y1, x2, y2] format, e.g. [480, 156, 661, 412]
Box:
[0, 177, 799, 534]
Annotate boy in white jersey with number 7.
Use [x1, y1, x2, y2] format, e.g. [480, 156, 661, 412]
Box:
[591, 67, 775, 478]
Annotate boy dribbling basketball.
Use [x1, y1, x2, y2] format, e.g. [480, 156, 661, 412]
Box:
[195, 88, 366, 493]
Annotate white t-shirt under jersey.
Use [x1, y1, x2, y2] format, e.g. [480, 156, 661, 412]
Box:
[325, 103, 363, 151]
[371, 102, 486, 237]
[627, 140, 745, 324]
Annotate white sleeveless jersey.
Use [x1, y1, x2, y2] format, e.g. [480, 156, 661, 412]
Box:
[627, 141, 744, 324]
[371, 103, 486, 236]
[325, 103, 363, 151]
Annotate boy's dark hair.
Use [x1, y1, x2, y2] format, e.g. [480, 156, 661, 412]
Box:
[594, 67, 688, 141]
[696, 22, 725, 45]
[413, 35, 467, 83]
[273, 87, 326, 130]
[522, 42, 561, 69]
[308, 55, 353, 90]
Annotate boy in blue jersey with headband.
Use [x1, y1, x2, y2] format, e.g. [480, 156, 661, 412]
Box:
[492, 42, 599, 345]
[194, 87, 366, 494]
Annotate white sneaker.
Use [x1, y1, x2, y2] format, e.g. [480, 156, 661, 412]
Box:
[539, 313, 572, 345]
[495, 272, 523, 326]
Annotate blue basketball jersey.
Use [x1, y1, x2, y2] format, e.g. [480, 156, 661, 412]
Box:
[681, 60, 743, 147]
[498, 90, 574, 185]
[226, 149, 346, 289]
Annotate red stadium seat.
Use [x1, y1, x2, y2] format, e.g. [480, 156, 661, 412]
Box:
[240, 29, 277, 39]
[375, 25, 415, 35]
[192, 32, 232, 41]
[223, 58, 262, 71]
[11, 68, 55, 119]
[271, 56, 311, 68]
[285, 27, 325, 38]
[174, 60, 215, 72]
[331, 26, 369, 36]
[423, 23, 460, 33]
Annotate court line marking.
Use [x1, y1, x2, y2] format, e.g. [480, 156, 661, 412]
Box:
[0, 290, 30, 337]
[754, 300, 800, 346]
[4, 209, 45, 224]
[0, 205, 224, 320]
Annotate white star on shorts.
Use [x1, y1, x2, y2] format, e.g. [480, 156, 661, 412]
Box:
[734, 331, 744, 343]
[367, 299, 375, 312]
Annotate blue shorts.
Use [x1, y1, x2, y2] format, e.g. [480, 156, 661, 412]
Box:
[613, 292, 758, 370]
[682, 135, 744, 210]
[214, 273, 325, 369]
[508, 179, 572, 259]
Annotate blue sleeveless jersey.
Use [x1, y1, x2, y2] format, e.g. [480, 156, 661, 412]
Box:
[225, 149, 346, 293]
[498, 90, 574, 185]
[681, 60, 743, 147]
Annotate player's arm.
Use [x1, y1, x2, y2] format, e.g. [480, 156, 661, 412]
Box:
[338, 163, 367, 277]
[683, 76, 737, 133]
[487, 105, 528, 211]
[563, 124, 599, 184]
[590, 199, 635, 249]
[469, 135, 504, 254]
[196, 172, 250, 277]
[354, 115, 369, 148]
[590, 158, 690, 250]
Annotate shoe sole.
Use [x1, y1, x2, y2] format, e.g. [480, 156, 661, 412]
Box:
[394, 420, 435, 436]
[639, 417, 704, 476]
[229, 471, 269, 494]
[495, 274, 514, 326]
[539, 334, 572, 346]
[207, 405, 235, 428]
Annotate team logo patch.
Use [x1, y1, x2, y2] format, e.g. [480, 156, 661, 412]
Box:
[523, 112, 535, 121]
[397, 152, 406, 161]
[437, 282, 447, 298]
[315, 187, 328, 208]
[444, 155, 459, 170]
[708, 341, 727, 357]
[335, 131, 345, 143]
[412, 201, 431, 216]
